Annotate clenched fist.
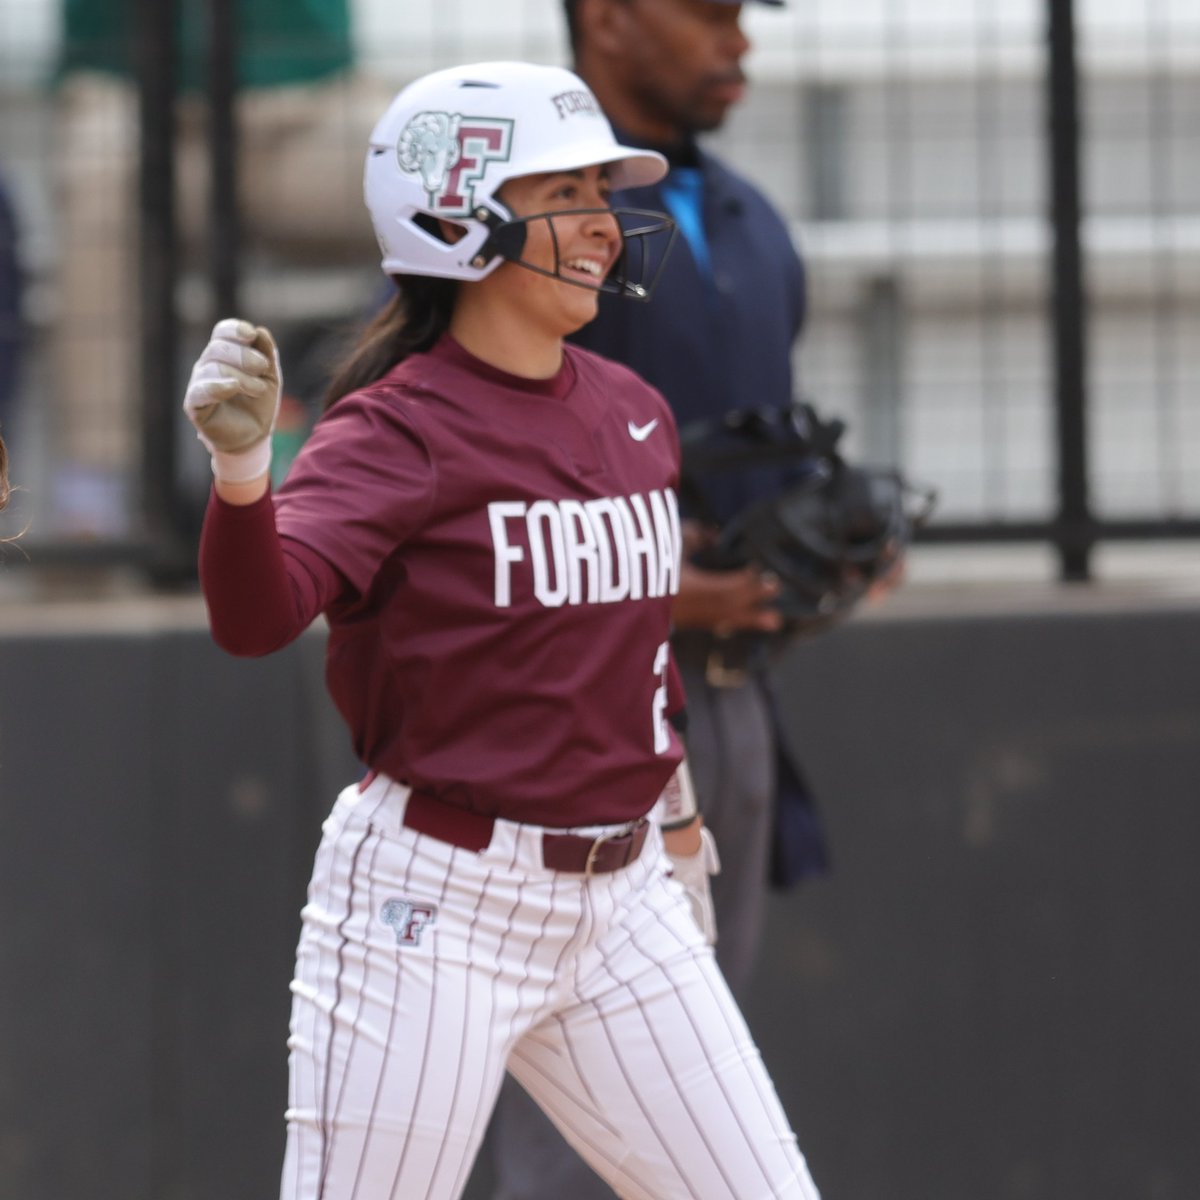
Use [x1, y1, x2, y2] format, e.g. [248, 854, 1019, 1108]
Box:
[184, 318, 282, 484]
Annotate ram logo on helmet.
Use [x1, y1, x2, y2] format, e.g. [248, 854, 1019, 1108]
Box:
[396, 111, 513, 216]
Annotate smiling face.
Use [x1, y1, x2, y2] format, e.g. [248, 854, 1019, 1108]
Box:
[492, 164, 623, 336]
[446, 162, 627, 376]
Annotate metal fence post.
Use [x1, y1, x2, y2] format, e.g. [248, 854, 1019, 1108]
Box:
[209, 0, 240, 319]
[137, 0, 186, 576]
[1047, 0, 1094, 581]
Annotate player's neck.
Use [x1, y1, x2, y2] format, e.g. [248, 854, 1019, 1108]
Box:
[449, 298, 565, 382]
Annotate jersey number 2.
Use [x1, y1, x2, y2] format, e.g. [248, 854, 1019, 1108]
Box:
[652, 642, 670, 755]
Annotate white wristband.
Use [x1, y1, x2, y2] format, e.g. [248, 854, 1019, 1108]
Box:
[657, 758, 699, 829]
[209, 437, 273, 485]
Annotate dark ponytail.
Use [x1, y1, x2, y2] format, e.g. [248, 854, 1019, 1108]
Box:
[323, 274, 459, 412]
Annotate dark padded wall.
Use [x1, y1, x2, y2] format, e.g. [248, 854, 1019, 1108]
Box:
[1, 604, 1198, 1200]
[748, 609, 1200, 1200]
[0, 627, 358, 1200]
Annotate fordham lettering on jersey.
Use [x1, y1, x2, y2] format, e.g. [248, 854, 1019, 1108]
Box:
[488, 487, 682, 608]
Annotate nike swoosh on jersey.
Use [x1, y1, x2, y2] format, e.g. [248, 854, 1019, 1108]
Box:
[628, 419, 659, 442]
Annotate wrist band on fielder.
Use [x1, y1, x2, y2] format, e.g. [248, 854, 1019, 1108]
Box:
[658, 759, 699, 830]
[210, 438, 273, 485]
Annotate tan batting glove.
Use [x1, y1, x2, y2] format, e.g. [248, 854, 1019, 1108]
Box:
[667, 826, 721, 945]
[183, 318, 282, 484]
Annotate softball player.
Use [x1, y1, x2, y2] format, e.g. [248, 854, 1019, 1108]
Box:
[184, 61, 819, 1200]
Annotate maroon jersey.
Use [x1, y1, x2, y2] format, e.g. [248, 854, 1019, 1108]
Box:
[267, 335, 684, 826]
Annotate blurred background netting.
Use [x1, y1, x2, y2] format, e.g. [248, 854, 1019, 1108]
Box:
[0, 0, 1197, 570]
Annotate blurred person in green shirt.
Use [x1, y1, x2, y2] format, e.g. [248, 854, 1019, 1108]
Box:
[51, 0, 394, 534]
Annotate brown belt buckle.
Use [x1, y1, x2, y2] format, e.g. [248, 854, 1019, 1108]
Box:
[706, 648, 748, 689]
[584, 829, 619, 876]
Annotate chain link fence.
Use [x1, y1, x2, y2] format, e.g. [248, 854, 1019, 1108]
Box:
[0, 0, 1197, 579]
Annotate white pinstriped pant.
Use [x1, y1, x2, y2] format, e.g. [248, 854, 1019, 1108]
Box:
[280, 775, 820, 1200]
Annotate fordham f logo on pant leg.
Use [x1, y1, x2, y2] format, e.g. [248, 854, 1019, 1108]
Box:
[381, 898, 438, 947]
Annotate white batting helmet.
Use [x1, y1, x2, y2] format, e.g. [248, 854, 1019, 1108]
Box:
[364, 61, 669, 286]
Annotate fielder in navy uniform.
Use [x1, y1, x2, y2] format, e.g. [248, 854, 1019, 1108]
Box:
[185, 61, 820, 1200]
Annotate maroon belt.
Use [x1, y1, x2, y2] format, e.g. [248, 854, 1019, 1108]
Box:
[400, 787, 649, 876]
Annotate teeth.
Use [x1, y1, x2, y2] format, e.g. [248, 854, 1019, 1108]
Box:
[564, 258, 603, 277]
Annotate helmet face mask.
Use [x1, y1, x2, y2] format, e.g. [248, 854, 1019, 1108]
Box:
[364, 62, 674, 299]
[680, 401, 939, 640]
[715, 465, 907, 634]
[472, 204, 678, 301]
